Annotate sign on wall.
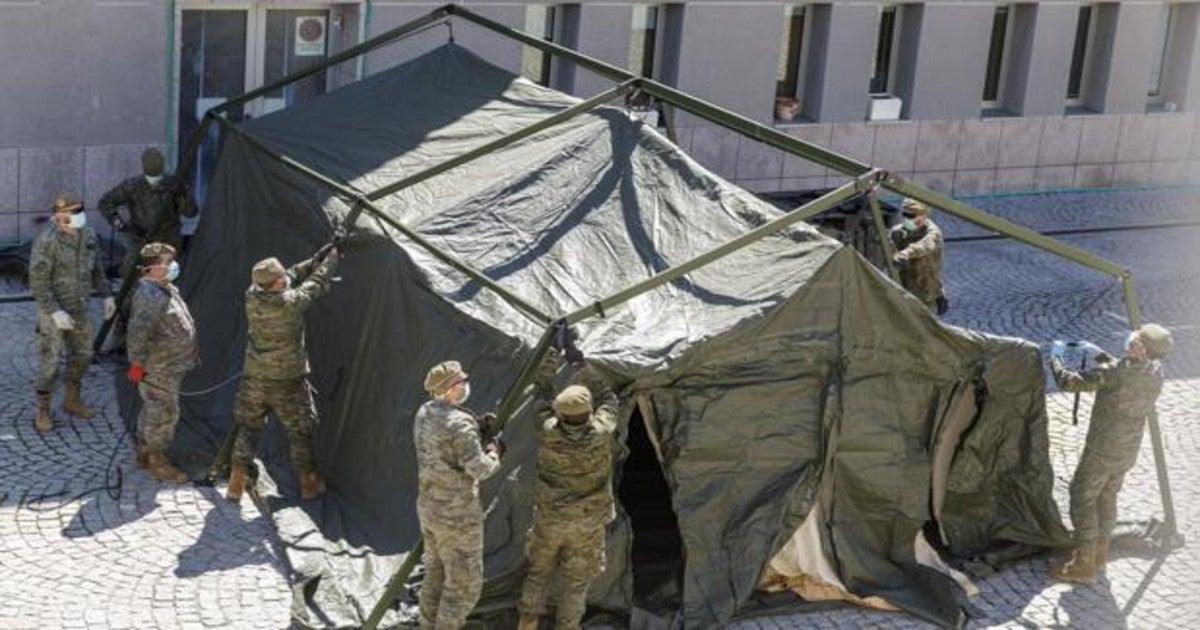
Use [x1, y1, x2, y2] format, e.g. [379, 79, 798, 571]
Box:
[295, 16, 327, 57]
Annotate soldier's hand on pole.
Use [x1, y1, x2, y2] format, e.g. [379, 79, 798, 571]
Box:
[485, 437, 506, 459]
[477, 412, 499, 442]
[102, 297, 116, 321]
[50, 310, 75, 331]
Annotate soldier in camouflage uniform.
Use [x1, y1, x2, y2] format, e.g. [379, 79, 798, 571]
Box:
[225, 246, 340, 503]
[99, 148, 197, 276]
[28, 194, 115, 433]
[1049, 323, 1174, 585]
[518, 351, 619, 630]
[415, 360, 503, 630]
[889, 198, 944, 312]
[125, 243, 197, 483]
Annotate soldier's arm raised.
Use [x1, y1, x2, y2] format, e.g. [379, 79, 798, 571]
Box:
[28, 236, 62, 313]
[287, 251, 339, 309]
[1050, 356, 1108, 393]
[896, 227, 941, 262]
[450, 413, 500, 481]
[533, 353, 560, 420]
[126, 287, 165, 367]
[573, 364, 618, 435]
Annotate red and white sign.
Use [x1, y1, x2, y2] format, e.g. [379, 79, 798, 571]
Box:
[295, 16, 327, 57]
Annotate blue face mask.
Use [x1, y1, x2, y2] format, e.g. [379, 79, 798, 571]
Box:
[166, 260, 180, 282]
[68, 212, 87, 229]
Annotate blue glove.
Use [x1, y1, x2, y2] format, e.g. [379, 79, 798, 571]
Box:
[1049, 340, 1066, 359]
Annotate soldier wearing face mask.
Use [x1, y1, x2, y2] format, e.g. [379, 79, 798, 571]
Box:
[225, 244, 341, 504]
[28, 194, 115, 433]
[889, 198, 945, 313]
[99, 148, 197, 279]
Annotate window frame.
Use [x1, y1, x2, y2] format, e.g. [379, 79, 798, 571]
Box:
[1065, 3, 1095, 106]
[869, 5, 899, 96]
[1148, 2, 1177, 102]
[776, 5, 809, 100]
[981, 4, 1011, 109]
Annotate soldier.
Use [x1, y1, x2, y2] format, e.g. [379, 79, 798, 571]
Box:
[28, 194, 115, 433]
[889, 198, 945, 313]
[1049, 323, 1174, 585]
[518, 346, 618, 630]
[99, 148, 197, 279]
[414, 360, 503, 630]
[225, 244, 340, 503]
[125, 243, 197, 483]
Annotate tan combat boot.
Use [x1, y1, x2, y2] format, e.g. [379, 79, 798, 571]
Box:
[1051, 544, 1097, 585]
[145, 450, 188, 484]
[34, 391, 54, 433]
[1094, 536, 1110, 573]
[62, 381, 94, 419]
[226, 463, 248, 502]
[517, 615, 539, 630]
[299, 469, 326, 500]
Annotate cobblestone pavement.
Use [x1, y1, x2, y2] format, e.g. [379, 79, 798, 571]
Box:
[2, 188, 1198, 629]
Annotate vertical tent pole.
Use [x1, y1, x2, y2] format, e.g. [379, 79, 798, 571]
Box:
[866, 192, 899, 282]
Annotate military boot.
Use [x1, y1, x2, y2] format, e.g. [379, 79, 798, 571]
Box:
[1051, 544, 1097, 585]
[299, 469, 326, 500]
[1095, 536, 1110, 573]
[34, 391, 54, 433]
[145, 450, 188, 484]
[517, 615, 539, 630]
[62, 381, 94, 419]
[226, 463, 248, 502]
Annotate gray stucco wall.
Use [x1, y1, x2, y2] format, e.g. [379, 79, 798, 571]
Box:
[904, 2, 995, 120]
[559, 3, 632, 98]
[1004, 3, 1077, 116]
[804, 3, 876, 123]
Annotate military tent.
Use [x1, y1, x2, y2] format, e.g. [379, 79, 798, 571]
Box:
[162, 43, 1072, 628]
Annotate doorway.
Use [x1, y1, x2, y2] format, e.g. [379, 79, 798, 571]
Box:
[176, 3, 333, 210]
[618, 405, 684, 612]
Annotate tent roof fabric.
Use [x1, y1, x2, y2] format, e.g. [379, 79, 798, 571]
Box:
[174, 44, 1069, 629]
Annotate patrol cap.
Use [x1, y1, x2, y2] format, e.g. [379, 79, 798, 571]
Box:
[554, 384, 593, 416]
[51, 193, 83, 214]
[142, 148, 165, 176]
[425, 361, 468, 396]
[1137, 323, 1174, 359]
[138, 242, 176, 267]
[901, 198, 930, 217]
[251, 257, 286, 288]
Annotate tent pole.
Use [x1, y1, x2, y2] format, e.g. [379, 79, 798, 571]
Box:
[362, 324, 561, 630]
[866, 192, 899, 282]
[564, 174, 877, 325]
[365, 79, 640, 201]
[661, 102, 679, 144]
[212, 7, 452, 116]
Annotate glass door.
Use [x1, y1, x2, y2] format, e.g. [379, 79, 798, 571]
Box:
[259, 9, 330, 115]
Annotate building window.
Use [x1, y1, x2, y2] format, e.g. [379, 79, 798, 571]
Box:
[982, 6, 1009, 104]
[776, 6, 807, 98]
[629, 5, 659, 78]
[522, 5, 557, 86]
[1066, 4, 1093, 100]
[1149, 3, 1177, 100]
[869, 6, 898, 95]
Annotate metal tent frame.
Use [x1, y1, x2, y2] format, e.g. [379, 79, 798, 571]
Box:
[122, 5, 1177, 626]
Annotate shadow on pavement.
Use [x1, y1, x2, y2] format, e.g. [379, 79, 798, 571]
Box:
[174, 486, 281, 578]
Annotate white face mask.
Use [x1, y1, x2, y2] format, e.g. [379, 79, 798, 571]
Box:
[166, 260, 180, 282]
[459, 382, 471, 404]
[67, 212, 87, 229]
[145, 174, 163, 187]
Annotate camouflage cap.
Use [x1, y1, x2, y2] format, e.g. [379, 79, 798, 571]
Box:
[138, 242, 176, 266]
[251, 257, 286, 288]
[141, 148, 165, 176]
[51, 193, 83, 213]
[901, 198, 930, 216]
[554, 384, 593, 416]
[1137, 323, 1174, 359]
[425, 361, 467, 396]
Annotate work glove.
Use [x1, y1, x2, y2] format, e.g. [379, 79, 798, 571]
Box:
[485, 437, 506, 459]
[477, 412, 499, 442]
[1049, 340, 1066, 359]
[50, 310, 75, 331]
[102, 297, 116, 320]
[127, 362, 146, 384]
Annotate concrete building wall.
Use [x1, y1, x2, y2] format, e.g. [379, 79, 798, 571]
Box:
[904, 3, 995, 120]
[804, 4, 877, 122]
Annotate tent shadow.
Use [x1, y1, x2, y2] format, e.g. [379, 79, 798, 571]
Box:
[173, 486, 283, 579]
[59, 483, 159, 540]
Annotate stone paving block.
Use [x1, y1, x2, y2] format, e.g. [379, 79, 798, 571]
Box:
[1034, 165, 1077, 191]
[734, 137, 784, 181]
[779, 176, 827, 193]
[956, 119, 1002, 171]
[998, 117, 1043, 168]
[0, 149, 18, 216]
[1150, 160, 1189, 186]
[830, 122, 876, 165]
[1077, 114, 1122, 165]
[915, 120, 961, 172]
[1074, 164, 1115, 189]
[1037, 117, 1083, 167]
[953, 169, 996, 196]
[912, 171, 954, 195]
[1152, 113, 1196, 162]
[689, 125, 740, 180]
[1116, 115, 1158, 163]
[83, 144, 144, 211]
[1113, 161, 1154, 187]
[781, 124, 833, 179]
[18, 146, 83, 216]
[994, 167, 1036, 192]
[871, 122, 919, 175]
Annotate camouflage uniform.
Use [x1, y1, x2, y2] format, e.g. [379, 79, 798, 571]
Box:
[98, 174, 196, 276]
[127, 277, 198, 451]
[414, 399, 501, 630]
[231, 254, 338, 474]
[1052, 355, 1164, 541]
[28, 220, 112, 393]
[518, 359, 619, 629]
[890, 219, 944, 309]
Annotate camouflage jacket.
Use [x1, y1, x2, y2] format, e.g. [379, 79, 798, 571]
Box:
[413, 400, 501, 525]
[242, 254, 337, 381]
[890, 220, 944, 303]
[28, 222, 111, 316]
[1052, 355, 1164, 465]
[531, 359, 619, 525]
[98, 175, 196, 248]
[127, 278, 198, 375]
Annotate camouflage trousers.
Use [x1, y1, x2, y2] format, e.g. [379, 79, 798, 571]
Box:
[231, 376, 317, 472]
[137, 370, 186, 451]
[518, 516, 607, 629]
[36, 308, 93, 393]
[419, 517, 484, 630]
[1069, 449, 1136, 541]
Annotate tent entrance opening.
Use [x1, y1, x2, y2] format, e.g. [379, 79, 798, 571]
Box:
[618, 406, 683, 609]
